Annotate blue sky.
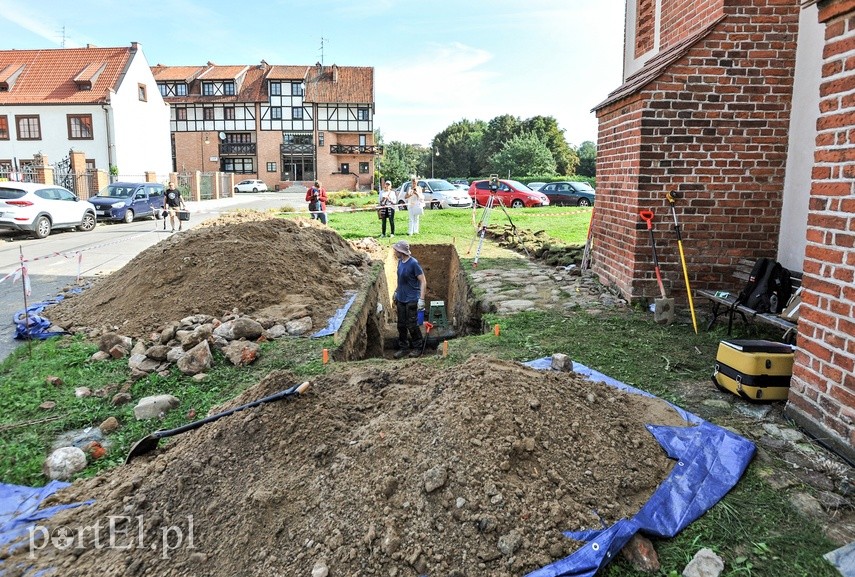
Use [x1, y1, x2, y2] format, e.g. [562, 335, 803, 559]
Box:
[0, 0, 626, 147]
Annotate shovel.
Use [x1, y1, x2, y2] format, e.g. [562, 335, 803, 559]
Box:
[639, 210, 675, 325]
[125, 381, 310, 464]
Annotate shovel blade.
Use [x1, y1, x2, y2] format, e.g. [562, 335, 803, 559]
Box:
[125, 434, 162, 464]
[654, 298, 676, 325]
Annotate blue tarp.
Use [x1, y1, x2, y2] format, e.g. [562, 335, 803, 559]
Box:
[13, 287, 84, 340]
[312, 292, 357, 338]
[523, 358, 755, 577]
[0, 481, 89, 555]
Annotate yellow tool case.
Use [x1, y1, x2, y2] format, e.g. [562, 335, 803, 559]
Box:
[712, 339, 795, 401]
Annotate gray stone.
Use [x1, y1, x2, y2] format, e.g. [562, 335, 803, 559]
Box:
[179, 314, 215, 327]
[497, 530, 522, 556]
[145, 345, 170, 361]
[160, 324, 178, 344]
[213, 317, 264, 341]
[497, 299, 536, 313]
[285, 316, 313, 336]
[131, 340, 147, 356]
[133, 394, 180, 420]
[109, 344, 129, 359]
[90, 350, 111, 361]
[423, 465, 447, 493]
[43, 447, 87, 480]
[551, 353, 573, 372]
[265, 324, 288, 339]
[166, 346, 186, 363]
[223, 340, 260, 366]
[111, 393, 132, 406]
[99, 332, 132, 354]
[128, 353, 161, 374]
[734, 403, 773, 419]
[682, 547, 724, 577]
[177, 340, 213, 375]
[180, 324, 213, 350]
[99, 417, 120, 434]
[789, 492, 825, 519]
[311, 560, 329, 577]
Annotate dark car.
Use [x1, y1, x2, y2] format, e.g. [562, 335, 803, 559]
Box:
[89, 182, 165, 223]
[467, 179, 550, 208]
[539, 181, 596, 206]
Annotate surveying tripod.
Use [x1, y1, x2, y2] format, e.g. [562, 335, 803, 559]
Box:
[468, 177, 527, 266]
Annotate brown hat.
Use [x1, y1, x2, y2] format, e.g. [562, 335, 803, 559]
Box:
[392, 240, 411, 256]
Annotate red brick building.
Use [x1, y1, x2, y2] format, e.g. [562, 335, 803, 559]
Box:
[152, 62, 380, 192]
[594, 0, 855, 462]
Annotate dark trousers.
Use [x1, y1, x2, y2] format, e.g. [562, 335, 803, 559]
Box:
[396, 300, 422, 349]
[382, 210, 395, 235]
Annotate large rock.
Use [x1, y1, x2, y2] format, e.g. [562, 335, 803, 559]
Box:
[133, 394, 180, 420]
[99, 333, 132, 354]
[180, 324, 213, 350]
[214, 318, 264, 341]
[145, 345, 170, 361]
[128, 353, 162, 374]
[43, 447, 87, 480]
[683, 547, 724, 577]
[264, 325, 288, 339]
[285, 316, 313, 336]
[177, 340, 213, 375]
[222, 340, 260, 366]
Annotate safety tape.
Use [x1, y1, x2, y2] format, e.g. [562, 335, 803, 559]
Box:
[0, 265, 31, 296]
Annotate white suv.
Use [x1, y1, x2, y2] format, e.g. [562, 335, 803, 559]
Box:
[234, 179, 269, 193]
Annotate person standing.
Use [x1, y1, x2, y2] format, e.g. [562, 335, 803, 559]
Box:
[379, 180, 396, 238]
[405, 177, 424, 235]
[163, 182, 186, 232]
[306, 181, 328, 224]
[391, 240, 427, 358]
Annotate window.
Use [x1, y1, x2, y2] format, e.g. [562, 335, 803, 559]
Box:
[16, 115, 41, 140]
[202, 82, 214, 96]
[359, 162, 369, 174]
[223, 82, 235, 96]
[291, 82, 303, 96]
[340, 163, 350, 174]
[357, 107, 369, 121]
[318, 132, 324, 146]
[267, 162, 277, 173]
[176, 107, 187, 121]
[0, 116, 8, 140]
[283, 132, 311, 145]
[270, 82, 281, 96]
[292, 107, 303, 120]
[270, 107, 282, 120]
[176, 84, 187, 96]
[221, 158, 254, 174]
[67, 114, 93, 139]
[203, 108, 214, 120]
[138, 83, 147, 101]
[159, 84, 168, 97]
[224, 107, 235, 120]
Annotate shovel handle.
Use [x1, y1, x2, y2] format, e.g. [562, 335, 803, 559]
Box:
[639, 210, 654, 229]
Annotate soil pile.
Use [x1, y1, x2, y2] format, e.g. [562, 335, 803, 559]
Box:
[8, 356, 689, 577]
[46, 217, 371, 338]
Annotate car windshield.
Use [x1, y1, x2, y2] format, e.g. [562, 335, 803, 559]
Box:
[571, 182, 595, 192]
[507, 180, 533, 191]
[96, 185, 135, 198]
[426, 179, 456, 191]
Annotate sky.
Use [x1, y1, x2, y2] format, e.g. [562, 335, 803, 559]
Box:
[0, 0, 626, 148]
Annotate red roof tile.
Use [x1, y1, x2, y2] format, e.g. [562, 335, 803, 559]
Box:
[198, 65, 249, 81]
[304, 65, 374, 104]
[0, 46, 135, 104]
[267, 65, 310, 80]
[151, 65, 205, 83]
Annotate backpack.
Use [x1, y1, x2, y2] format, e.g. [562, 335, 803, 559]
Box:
[741, 259, 792, 314]
[736, 258, 772, 305]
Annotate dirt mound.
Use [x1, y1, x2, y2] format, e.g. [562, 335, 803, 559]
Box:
[9, 356, 688, 577]
[46, 218, 372, 338]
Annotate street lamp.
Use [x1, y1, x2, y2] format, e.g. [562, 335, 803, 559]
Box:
[431, 147, 439, 178]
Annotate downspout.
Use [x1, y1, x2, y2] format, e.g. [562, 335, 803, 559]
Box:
[102, 103, 114, 181]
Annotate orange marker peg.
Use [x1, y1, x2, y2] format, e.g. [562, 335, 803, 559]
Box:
[322, 348, 329, 364]
[442, 340, 448, 357]
[493, 324, 500, 336]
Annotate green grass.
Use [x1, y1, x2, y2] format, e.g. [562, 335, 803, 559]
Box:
[0, 206, 839, 577]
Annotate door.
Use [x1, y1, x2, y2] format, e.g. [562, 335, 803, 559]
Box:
[49, 187, 85, 225]
[146, 184, 165, 215]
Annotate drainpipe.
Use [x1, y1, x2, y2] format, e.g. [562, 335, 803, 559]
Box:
[101, 104, 114, 181]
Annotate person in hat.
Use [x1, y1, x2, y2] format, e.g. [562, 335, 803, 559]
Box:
[306, 180, 327, 224]
[391, 240, 427, 358]
[378, 180, 396, 238]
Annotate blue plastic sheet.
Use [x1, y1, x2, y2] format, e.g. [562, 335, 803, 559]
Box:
[312, 292, 357, 338]
[523, 358, 755, 577]
[13, 288, 84, 340]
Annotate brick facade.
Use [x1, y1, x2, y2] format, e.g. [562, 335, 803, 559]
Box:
[659, 1, 724, 50]
[594, 0, 800, 304]
[785, 0, 855, 463]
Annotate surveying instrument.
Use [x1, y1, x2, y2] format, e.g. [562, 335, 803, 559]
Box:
[468, 175, 526, 266]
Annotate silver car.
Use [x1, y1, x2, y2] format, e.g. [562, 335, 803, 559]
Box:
[397, 179, 473, 209]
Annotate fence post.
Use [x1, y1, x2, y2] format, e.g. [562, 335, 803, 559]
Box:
[145, 171, 157, 183]
[94, 170, 109, 193]
[69, 150, 88, 199]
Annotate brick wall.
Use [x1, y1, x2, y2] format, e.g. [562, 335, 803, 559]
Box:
[636, 0, 656, 58]
[785, 0, 855, 464]
[660, 1, 724, 51]
[594, 0, 800, 303]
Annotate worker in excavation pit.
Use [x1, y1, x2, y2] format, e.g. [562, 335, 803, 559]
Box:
[391, 240, 427, 358]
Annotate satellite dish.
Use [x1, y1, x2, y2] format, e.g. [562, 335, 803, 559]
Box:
[218, 131, 226, 141]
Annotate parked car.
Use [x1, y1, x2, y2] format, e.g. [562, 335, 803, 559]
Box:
[527, 182, 546, 191]
[234, 179, 268, 193]
[450, 179, 469, 187]
[467, 179, 550, 208]
[397, 179, 473, 209]
[89, 182, 165, 223]
[539, 181, 596, 206]
[453, 183, 470, 193]
[0, 182, 97, 239]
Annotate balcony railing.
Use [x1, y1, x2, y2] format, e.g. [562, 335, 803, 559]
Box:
[329, 144, 384, 155]
[219, 143, 257, 155]
[280, 143, 315, 154]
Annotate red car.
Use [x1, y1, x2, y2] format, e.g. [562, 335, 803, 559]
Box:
[468, 179, 550, 208]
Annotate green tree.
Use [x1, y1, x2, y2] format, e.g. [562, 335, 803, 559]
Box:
[521, 116, 578, 175]
[378, 141, 423, 187]
[428, 119, 486, 178]
[479, 115, 522, 172]
[577, 140, 597, 177]
[488, 133, 557, 176]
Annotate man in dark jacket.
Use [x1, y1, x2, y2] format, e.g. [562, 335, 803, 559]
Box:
[391, 240, 427, 358]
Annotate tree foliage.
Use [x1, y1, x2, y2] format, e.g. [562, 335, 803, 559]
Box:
[488, 133, 557, 176]
[378, 141, 423, 186]
[577, 140, 597, 177]
[521, 116, 579, 175]
[428, 119, 487, 179]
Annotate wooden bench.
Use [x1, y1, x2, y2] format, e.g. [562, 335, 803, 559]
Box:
[696, 258, 802, 343]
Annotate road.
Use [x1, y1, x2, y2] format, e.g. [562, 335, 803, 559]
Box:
[0, 190, 307, 362]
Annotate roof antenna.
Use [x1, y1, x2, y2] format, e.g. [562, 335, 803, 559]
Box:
[58, 25, 67, 48]
[319, 37, 328, 65]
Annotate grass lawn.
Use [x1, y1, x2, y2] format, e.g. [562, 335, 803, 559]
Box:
[0, 204, 839, 577]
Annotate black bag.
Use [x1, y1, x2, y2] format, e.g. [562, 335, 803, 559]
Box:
[743, 259, 791, 314]
[308, 200, 321, 213]
[736, 258, 772, 305]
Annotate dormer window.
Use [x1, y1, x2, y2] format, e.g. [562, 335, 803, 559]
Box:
[74, 63, 105, 91]
[223, 82, 235, 95]
[0, 64, 25, 92]
[202, 82, 214, 96]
